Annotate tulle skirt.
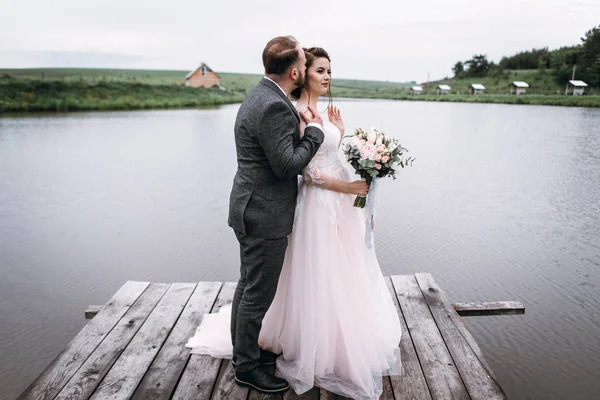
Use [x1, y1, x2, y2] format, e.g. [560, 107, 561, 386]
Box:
[257, 172, 402, 400]
[187, 171, 402, 400]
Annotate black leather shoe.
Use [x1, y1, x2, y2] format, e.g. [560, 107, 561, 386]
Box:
[232, 349, 279, 367]
[235, 367, 289, 393]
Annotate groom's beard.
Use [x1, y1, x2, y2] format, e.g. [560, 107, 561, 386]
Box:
[294, 73, 305, 89]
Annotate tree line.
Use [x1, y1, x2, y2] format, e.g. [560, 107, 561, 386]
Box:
[451, 25, 600, 87]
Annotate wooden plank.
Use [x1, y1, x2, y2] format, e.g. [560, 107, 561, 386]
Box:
[85, 305, 103, 320]
[385, 277, 432, 400]
[173, 281, 240, 400]
[89, 283, 196, 400]
[415, 273, 506, 400]
[209, 361, 249, 400]
[381, 376, 394, 399]
[452, 301, 525, 317]
[284, 387, 319, 400]
[415, 273, 496, 378]
[17, 281, 150, 400]
[131, 281, 222, 400]
[248, 385, 283, 400]
[390, 275, 469, 400]
[54, 283, 170, 400]
[319, 390, 335, 400]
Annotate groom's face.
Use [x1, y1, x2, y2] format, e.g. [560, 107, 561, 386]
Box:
[292, 45, 306, 88]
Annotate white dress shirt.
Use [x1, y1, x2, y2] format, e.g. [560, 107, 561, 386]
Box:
[263, 76, 323, 132]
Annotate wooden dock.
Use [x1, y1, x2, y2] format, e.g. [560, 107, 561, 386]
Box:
[17, 273, 520, 400]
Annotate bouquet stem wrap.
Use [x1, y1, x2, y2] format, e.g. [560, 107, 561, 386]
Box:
[353, 176, 372, 208]
[365, 178, 380, 249]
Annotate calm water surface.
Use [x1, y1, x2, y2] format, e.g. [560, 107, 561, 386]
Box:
[1, 100, 599, 399]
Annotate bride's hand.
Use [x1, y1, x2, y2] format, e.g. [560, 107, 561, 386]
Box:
[346, 180, 369, 196]
[328, 106, 344, 135]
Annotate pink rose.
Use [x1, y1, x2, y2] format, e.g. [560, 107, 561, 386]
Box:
[374, 154, 382, 162]
[359, 144, 374, 160]
[375, 163, 382, 170]
[381, 155, 390, 163]
[377, 145, 385, 153]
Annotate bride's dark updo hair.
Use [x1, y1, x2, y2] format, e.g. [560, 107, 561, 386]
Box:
[290, 47, 333, 106]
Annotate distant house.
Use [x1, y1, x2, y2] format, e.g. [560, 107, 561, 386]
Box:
[185, 63, 220, 88]
[469, 84, 485, 95]
[565, 80, 588, 96]
[437, 84, 451, 95]
[410, 85, 424, 95]
[510, 81, 529, 95]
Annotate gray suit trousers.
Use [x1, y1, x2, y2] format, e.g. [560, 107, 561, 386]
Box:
[231, 230, 288, 372]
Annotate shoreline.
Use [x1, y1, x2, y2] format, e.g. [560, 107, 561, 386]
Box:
[0, 80, 245, 113]
[4, 95, 600, 114]
[335, 93, 600, 108]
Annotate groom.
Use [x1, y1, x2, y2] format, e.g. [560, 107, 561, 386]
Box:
[228, 35, 324, 393]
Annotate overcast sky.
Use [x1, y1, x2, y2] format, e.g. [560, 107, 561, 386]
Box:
[1, 0, 599, 82]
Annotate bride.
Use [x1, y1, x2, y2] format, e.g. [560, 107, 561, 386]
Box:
[187, 47, 402, 400]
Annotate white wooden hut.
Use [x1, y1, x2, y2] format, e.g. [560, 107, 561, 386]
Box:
[510, 81, 529, 95]
[469, 84, 485, 95]
[437, 84, 451, 95]
[410, 86, 424, 95]
[565, 80, 588, 96]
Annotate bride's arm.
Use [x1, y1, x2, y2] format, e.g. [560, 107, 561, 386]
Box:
[304, 166, 368, 196]
[299, 106, 365, 195]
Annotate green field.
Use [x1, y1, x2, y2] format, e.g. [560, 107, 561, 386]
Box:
[1, 67, 599, 112]
[0, 68, 415, 112]
[0, 79, 244, 112]
[0, 68, 411, 93]
[334, 69, 600, 107]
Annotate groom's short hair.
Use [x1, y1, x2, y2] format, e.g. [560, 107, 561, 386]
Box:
[262, 36, 301, 76]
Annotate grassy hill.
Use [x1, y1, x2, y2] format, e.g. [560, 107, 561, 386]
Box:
[0, 68, 415, 112]
[1, 67, 598, 111]
[0, 79, 245, 112]
[0, 68, 411, 93]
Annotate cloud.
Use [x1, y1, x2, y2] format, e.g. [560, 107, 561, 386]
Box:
[1, 0, 599, 81]
[0, 50, 146, 68]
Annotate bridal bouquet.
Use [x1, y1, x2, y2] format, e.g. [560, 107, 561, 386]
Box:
[343, 127, 413, 208]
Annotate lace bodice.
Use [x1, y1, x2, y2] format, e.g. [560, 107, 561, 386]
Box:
[302, 115, 346, 185]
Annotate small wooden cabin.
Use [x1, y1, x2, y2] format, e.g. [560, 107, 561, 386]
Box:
[565, 80, 588, 96]
[410, 85, 424, 95]
[469, 84, 485, 95]
[185, 63, 220, 88]
[510, 81, 529, 95]
[437, 84, 451, 95]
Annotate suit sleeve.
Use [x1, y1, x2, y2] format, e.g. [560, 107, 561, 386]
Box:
[257, 102, 325, 180]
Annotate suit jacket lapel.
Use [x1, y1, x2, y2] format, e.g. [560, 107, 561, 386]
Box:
[260, 78, 300, 122]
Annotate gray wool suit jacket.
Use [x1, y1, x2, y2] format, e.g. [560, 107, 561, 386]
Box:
[228, 78, 325, 239]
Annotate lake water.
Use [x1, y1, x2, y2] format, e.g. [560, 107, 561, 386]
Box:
[1, 99, 599, 399]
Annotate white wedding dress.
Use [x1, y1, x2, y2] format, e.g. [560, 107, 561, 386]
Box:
[186, 111, 402, 400]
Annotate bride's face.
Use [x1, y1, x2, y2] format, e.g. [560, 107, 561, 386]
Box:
[306, 57, 331, 96]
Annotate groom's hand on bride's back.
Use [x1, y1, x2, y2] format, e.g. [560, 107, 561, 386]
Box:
[300, 105, 323, 127]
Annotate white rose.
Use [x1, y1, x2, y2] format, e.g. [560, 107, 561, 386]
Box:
[367, 128, 377, 144]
